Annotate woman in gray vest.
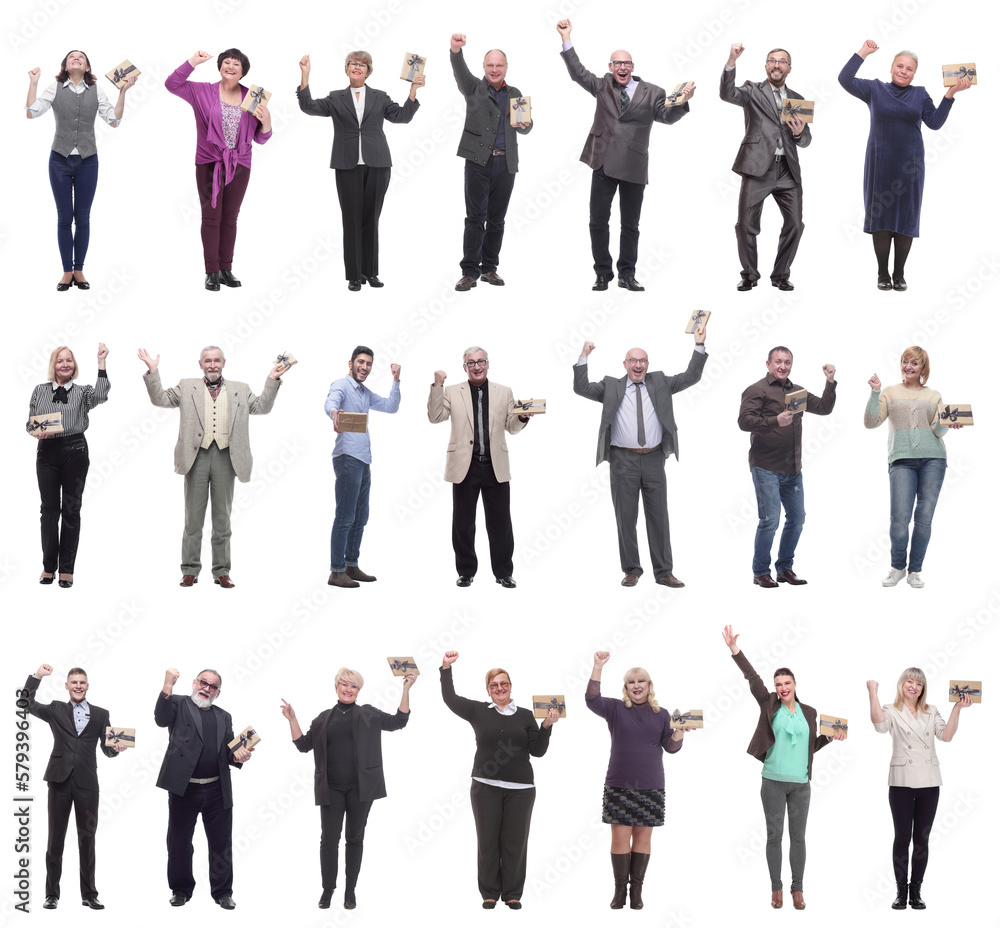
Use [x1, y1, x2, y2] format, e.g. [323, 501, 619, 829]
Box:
[26, 50, 136, 291]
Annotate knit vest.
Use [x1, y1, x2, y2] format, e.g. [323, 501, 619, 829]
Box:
[50, 83, 100, 158]
[201, 384, 231, 450]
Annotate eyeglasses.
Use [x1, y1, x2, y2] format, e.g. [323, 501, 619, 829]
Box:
[465, 359, 489, 368]
[196, 678, 220, 692]
[611, 60, 634, 68]
[489, 682, 509, 690]
[766, 58, 789, 67]
[625, 358, 649, 366]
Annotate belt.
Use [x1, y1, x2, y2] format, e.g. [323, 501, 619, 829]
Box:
[491, 149, 506, 156]
[189, 776, 220, 785]
[774, 154, 785, 162]
[614, 443, 662, 455]
[473, 454, 492, 464]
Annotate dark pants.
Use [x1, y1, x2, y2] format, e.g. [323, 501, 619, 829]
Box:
[470, 781, 535, 902]
[166, 780, 233, 900]
[48, 151, 99, 272]
[196, 162, 251, 273]
[889, 785, 939, 883]
[589, 166, 645, 277]
[318, 787, 373, 892]
[452, 459, 514, 579]
[46, 772, 99, 900]
[760, 777, 811, 892]
[335, 164, 391, 280]
[331, 454, 371, 572]
[735, 159, 803, 283]
[36, 435, 89, 574]
[461, 155, 516, 277]
[609, 447, 672, 579]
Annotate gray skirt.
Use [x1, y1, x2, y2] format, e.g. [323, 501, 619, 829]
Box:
[602, 786, 665, 827]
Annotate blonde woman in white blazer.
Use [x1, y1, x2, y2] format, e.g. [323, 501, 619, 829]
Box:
[867, 670, 973, 912]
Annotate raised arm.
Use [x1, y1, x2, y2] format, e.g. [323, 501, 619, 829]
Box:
[867, 679, 887, 726]
[805, 366, 837, 416]
[724, 626, 771, 707]
[558, 22, 604, 98]
[280, 698, 304, 741]
[449, 37, 479, 96]
[440, 653, 478, 721]
[863, 374, 888, 428]
[155, 668, 181, 727]
[573, 341, 606, 401]
[427, 373, 452, 423]
[838, 42, 877, 102]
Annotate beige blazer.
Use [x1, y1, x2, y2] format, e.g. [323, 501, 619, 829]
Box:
[427, 381, 527, 484]
[143, 371, 281, 482]
[874, 704, 946, 788]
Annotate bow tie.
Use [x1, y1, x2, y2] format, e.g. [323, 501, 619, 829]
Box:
[53, 386, 69, 404]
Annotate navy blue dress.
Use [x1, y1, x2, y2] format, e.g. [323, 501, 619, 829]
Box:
[838, 53, 954, 237]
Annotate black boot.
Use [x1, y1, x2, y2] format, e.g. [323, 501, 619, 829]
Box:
[610, 853, 630, 909]
[892, 881, 907, 909]
[908, 882, 925, 909]
[628, 852, 650, 910]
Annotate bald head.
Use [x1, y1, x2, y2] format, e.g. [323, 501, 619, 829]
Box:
[623, 347, 649, 383]
[483, 49, 508, 89]
[609, 50, 634, 85]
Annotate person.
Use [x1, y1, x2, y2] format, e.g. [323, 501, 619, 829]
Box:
[866, 671, 974, 910]
[23, 663, 125, 910]
[155, 668, 252, 909]
[449, 35, 532, 291]
[439, 651, 558, 909]
[839, 40, 971, 291]
[324, 347, 400, 588]
[573, 328, 707, 587]
[138, 345, 289, 587]
[586, 651, 692, 910]
[427, 347, 534, 588]
[297, 52, 424, 291]
[166, 48, 272, 291]
[280, 668, 416, 910]
[26, 51, 136, 291]
[27, 344, 110, 588]
[720, 44, 810, 292]
[864, 347, 963, 589]
[556, 19, 695, 291]
[722, 626, 845, 911]
[737, 346, 836, 587]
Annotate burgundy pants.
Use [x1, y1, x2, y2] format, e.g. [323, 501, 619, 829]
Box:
[195, 162, 251, 273]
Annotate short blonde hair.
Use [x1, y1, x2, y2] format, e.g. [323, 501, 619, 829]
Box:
[47, 346, 78, 382]
[334, 667, 364, 689]
[345, 51, 373, 76]
[900, 346, 930, 385]
[485, 667, 510, 695]
[893, 667, 929, 713]
[622, 667, 660, 712]
[893, 50, 919, 70]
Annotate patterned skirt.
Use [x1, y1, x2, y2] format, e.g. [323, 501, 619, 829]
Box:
[602, 786, 665, 827]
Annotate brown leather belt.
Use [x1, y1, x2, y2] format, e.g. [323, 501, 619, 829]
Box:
[615, 443, 661, 455]
[491, 149, 506, 156]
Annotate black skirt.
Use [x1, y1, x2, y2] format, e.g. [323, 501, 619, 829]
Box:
[602, 786, 665, 827]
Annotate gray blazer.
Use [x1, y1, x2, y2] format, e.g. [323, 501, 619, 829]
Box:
[719, 68, 811, 184]
[561, 46, 689, 185]
[143, 371, 281, 482]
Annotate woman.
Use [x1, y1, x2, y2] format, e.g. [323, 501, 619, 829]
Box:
[839, 40, 971, 290]
[866, 671, 973, 910]
[586, 651, 693, 911]
[297, 52, 424, 291]
[280, 667, 415, 910]
[166, 48, 272, 291]
[864, 347, 962, 589]
[26, 51, 136, 291]
[440, 650, 557, 909]
[722, 625, 845, 911]
[27, 344, 110, 588]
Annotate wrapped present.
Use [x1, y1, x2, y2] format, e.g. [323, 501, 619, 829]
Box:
[275, 351, 297, 368]
[387, 656, 420, 676]
[780, 99, 815, 123]
[510, 95, 531, 127]
[400, 53, 426, 82]
[338, 412, 368, 433]
[948, 680, 982, 703]
[668, 708, 704, 730]
[228, 725, 261, 752]
[665, 81, 694, 106]
[937, 403, 974, 426]
[104, 726, 136, 748]
[106, 60, 141, 89]
[819, 715, 848, 737]
[513, 398, 546, 414]
[241, 85, 272, 115]
[532, 695, 566, 719]
[784, 388, 807, 414]
[684, 309, 711, 334]
[942, 63, 977, 86]
[28, 412, 64, 434]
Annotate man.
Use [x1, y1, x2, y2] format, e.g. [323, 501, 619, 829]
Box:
[428, 347, 533, 588]
[155, 667, 252, 909]
[139, 346, 289, 588]
[721, 44, 811, 292]
[738, 347, 836, 587]
[325, 346, 400, 588]
[24, 664, 124, 910]
[449, 34, 532, 292]
[573, 328, 707, 587]
[557, 19, 695, 291]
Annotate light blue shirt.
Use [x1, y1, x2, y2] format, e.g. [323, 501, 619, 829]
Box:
[73, 698, 91, 735]
[324, 375, 400, 464]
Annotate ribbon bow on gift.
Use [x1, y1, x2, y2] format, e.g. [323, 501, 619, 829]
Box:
[109, 729, 134, 745]
[786, 396, 805, 412]
[781, 101, 813, 118]
[690, 309, 706, 327]
[532, 698, 566, 712]
[514, 400, 542, 411]
[238, 729, 257, 749]
[949, 684, 981, 698]
[248, 87, 266, 110]
[512, 97, 528, 125]
[944, 66, 977, 80]
[30, 417, 56, 431]
[112, 64, 137, 85]
[938, 406, 972, 422]
[389, 659, 418, 672]
[826, 718, 848, 734]
[669, 709, 703, 725]
[666, 84, 689, 105]
[406, 56, 424, 81]
[276, 352, 291, 367]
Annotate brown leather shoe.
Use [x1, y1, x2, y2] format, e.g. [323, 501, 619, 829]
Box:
[655, 573, 685, 588]
[621, 573, 639, 587]
[346, 566, 377, 582]
[791, 891, 805, 910]
[776, 568, 807, 585]
[179, 575, 198, 587]
[455, 275, 478, 291]
[214, 575, 235, 589]
[480, 271, 505, 286]
[328, 571, 360, 589]
[771, 890, 783, 909]
[753, 574, 778, 588]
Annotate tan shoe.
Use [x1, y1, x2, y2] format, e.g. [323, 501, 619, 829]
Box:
[328, 571, 360, 589]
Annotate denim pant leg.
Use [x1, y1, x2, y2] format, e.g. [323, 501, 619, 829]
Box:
[344, 461, 371, 567]
[774, 472, 805, 573]
[751, 466, 781, 575]
[888, 459, 919, 570]
[907, 458, 946, 572]
[330, 455, 367, 571]
[49, 152, 76, 271]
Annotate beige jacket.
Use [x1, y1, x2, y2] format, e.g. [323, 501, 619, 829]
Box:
[874, 704, 946, 788]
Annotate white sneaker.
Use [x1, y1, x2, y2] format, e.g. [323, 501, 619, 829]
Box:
[907, 572, 924, 589]
[882, 568, 906, 587]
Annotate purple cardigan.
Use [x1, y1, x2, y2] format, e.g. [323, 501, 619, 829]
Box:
[165, 60, 272, 207]
[586, 680, 682, 789]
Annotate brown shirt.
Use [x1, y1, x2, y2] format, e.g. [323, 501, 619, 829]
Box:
[737, 375, 836, 474]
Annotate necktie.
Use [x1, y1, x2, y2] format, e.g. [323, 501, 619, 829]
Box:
[772, 87, 782, 117]
[635, 383, 646, 447]
[476, 388, 485, 454]
[619, 86, 630, 116]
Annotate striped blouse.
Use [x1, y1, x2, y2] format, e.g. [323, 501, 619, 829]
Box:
[26, 371, 110, 437]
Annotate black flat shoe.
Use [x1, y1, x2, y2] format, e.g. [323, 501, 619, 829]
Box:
[877, 276, 893, 291]
[344, 888, 357, 910]
[364, 275, 384, 287]
[39, 574, 55, 585]
[219, 270, 242, 287]
[892, 276, 907, 291]
[618, 274, 645, 291]
[205, 272, 221, 291]
[57, 280, 73, 292]
[505, 901, 522, 910]
[58, 578, 74, 589]
[318, 890, 332, 909]
[72, 277, 90, 290]
[772, 279, 794, 291]
[736, 278, 758, 291]
[482, 901, 497, 909]
[592, 274, 613, 291]
[348, 280, 362, 291]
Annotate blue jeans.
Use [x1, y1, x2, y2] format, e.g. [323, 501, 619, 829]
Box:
[751, 466, 804, 576]
[330, 455, 370, 572]
[49, 151, 99, 271]
[889, 457, 946, 572]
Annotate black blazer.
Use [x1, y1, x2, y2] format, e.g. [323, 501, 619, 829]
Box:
[25, 675, 117, 790]
[297, 84, 419, 169]
[154, 693, 241, 808]
[294, 704, 409, 804]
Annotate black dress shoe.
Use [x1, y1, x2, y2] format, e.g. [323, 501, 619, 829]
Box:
[219, 270, 242, 287]
[215, 895, 236, 909]
[753, 574, 779, 588]
[72, 277, 90, 290]
[772, 279, 794, 291]
[877, 276, 893, 291]
[456, 575, 474, 587]
[40, 574, 55, 585]
[592, 274, 613, 291]
[892, 276, 907, 291]
[318, 889, 332, 909]
[58, 578, 74, 588]
[169, 893, 189, 906]
[43, 897, 58, 909]
[496, 577, 517, 589]
[364, 275, 384, 287]
[57, 280, 73, 292]
[344, 888, 357, 909]
[205, 272, 221, 291]
[348, 279, 362, 291]
[81, 898, 105, 909]
[618, 274, 645, 291]
[736, 278, 758, 291]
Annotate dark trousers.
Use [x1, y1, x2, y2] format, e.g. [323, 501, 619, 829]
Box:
[735, 159, 803, 283]
[335, 164, 391, 280]
[888, 785, 940, 883]
[196, 162, 251, 273]
[461, 156, 516, 277]
[452, 460, 514, 579]
[46, 772, 99, 900]
[48, 151, 99, 271]
[589, 166, 645, 277]
[470, 781, 535, 901]
[318, 787, 373, 892]
[36, 435, 90, 574]
[166, 780, 233, 900]
[609, 447, 672, 578]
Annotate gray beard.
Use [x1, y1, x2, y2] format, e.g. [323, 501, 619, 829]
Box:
[191, 691, 215, 709]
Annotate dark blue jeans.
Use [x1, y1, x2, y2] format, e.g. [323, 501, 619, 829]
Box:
[461, 155, 516, 277]
[751, 466, 804, 576]
[888, 457, 946, 572]
[330, 455, 370, 571]
[48, 151, 99, 271]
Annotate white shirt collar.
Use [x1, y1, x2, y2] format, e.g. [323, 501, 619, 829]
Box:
[486, 699, 517, 715]
[51, 380, 75, 392]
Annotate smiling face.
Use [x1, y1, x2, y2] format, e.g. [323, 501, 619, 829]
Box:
[774, 673, 797, 706]
[54, 348, 76, 385]
[350, 353, 373, 384]
[901, 676, 924, 703]
[891, 55, 917, 88]
[65, 672, 89, 704]
[766, 349, 793, 383]
[337, 678, 361, 704]
[624, 674, 649, 705]
[219, 56, 244, 81]
[608, 50, 634, 86]
[623, 348, 649, 384]
[483, 51, 508, 89]
[199, 349, 226, 382]
[487, 672, 512, 708]
[63, 50, 90, 77]
[765, 49, 791, 86]
[464, 350, 489, 386]
[191, 672, 221, 709]
[346, 57, 370, 86]
[900, 353, 924, 386]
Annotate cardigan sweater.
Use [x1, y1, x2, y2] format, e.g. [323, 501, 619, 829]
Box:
[864, 384, 948, 464]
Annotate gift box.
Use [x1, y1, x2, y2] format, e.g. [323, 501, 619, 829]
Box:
[338, 412, 368, 433]
[275, 351, 297, 368]
[510, 95, 531, 127]
[104, 727, 135, 748]
[942, 63, 977, 86]
[513, 398, 546, 414]
[241, 85, 272, 115]
[28, 412, 63, 435]
[668, 709, 704, 729]
[937, 403, 974, 426]
[684, 309, 711, 334]
[386, 657, 420, 676]
[400, 53, 426, 82]
[665, 81, 694, 106]
[819, 715, 848, 737]
[228, 725, 261, 752]
[532, 696, 566, 719]
[106, 60, 140, 89]
[949, 680, 982, 703]
[784, 388, 807, 414]
[780, 99, 815, 123]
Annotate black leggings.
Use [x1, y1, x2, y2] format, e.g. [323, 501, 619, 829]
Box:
[888, 785, 939, 882]
[872, 230, 913, 280]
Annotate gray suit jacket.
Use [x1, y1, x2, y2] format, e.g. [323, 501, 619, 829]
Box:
[561, 46, 689, 185]
[143, 371, 281, 482]
[719, 68, 811, 184]
[573, 351, 707, 464]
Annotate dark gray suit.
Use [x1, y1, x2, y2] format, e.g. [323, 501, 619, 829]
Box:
[720, 67, 811, 284]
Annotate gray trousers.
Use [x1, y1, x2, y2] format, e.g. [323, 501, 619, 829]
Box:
[182, 444, 236, 578]
[760, 777, 811, 891]
[735, 160, 803, 283]
[609, 447, 672, 578]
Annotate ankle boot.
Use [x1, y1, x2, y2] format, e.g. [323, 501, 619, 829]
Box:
[908, 882, 925, 909]
[628, 852, 650, 910]
[610, 853, 630, 909]
[891, 881, 907, 909]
